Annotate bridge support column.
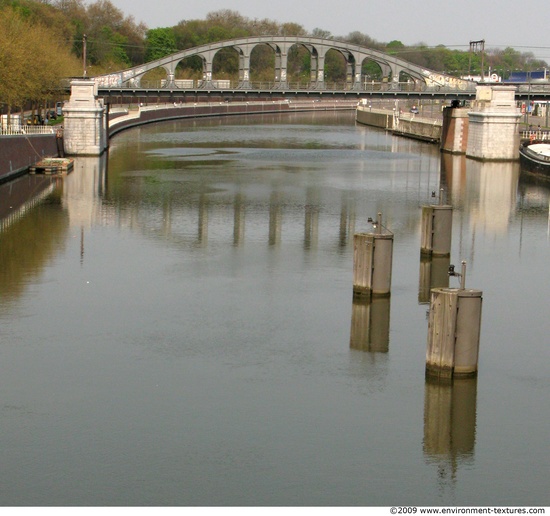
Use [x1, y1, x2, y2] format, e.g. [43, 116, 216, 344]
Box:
[199, 53, 215, 89]
[237, 48, 251, 89]
[466, 86, 521, 161]
[353, 72, 362, 91]
[310, 50, 326, 90]
[346, 58, 360, 91]
[63, 80, 107, 156]
[274, 52, 289, 89]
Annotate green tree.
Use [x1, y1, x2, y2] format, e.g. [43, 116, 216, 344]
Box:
[0, 7, 80, 114]
[145, 27, 177, 61]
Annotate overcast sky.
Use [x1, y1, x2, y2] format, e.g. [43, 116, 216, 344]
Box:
[106, 0, 550, 63]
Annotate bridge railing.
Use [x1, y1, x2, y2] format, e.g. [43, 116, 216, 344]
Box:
[107, 79, 466, 93]
[517, 83, 550, 94]
[0, 125, 58, 136]
[521, 130, 550, 141]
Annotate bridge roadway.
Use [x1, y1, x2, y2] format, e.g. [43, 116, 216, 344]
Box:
[97, 82, 550, 106]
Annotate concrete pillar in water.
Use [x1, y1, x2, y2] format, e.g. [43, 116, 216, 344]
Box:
[426, 262, 482, 379]
[353, 213, 393, 298]
[63, 80, 107, 156]
[420, 190, 453, 257]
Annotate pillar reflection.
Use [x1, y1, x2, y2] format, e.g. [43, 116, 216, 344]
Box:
[350, 296, 391, 352]
[418, 255, 450, 304]
[268, 191, 282, 246]
[304, 188, 320, 250]
[442, 154, 520, 234]
[198, 193, 208, 246]
[339, 194, 356, 248]
[233, 193, 245, 247]
[423, 376, 477, 488]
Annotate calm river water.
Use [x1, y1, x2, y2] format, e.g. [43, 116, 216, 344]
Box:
[0, 111, 549, 506]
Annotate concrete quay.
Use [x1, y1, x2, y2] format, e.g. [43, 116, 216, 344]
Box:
[357, 86, 526, 161]
[356, 103, 443, 143]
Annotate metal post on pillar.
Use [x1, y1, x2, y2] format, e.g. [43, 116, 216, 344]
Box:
[353, 212, 394, 298]
[420, 188, 453, 257]
[425, 261, 483, 379]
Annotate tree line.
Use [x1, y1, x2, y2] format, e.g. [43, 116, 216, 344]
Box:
[1, 0, 548, 114]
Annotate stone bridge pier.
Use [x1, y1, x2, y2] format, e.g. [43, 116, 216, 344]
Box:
[466, 86, 521, 160]
[441, 85, 522, 160]
[63, 80, 108, 156]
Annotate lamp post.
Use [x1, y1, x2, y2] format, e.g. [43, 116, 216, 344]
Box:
[83, 34, 87, 78]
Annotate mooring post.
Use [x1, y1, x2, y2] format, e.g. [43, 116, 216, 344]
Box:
[425, 261, 483, 379]
[353, 212, 394, 298]
[420, 189, 453, 257]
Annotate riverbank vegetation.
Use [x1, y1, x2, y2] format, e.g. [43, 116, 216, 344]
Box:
[0, 0, 548, 113]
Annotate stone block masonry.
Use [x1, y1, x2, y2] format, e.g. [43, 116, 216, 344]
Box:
[466, 86, 522, 161]
[63, 80, 107, 156]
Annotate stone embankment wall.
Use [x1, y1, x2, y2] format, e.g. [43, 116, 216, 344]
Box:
[393, 115, 442, 143]
[355, 106, 443, 142]
[109, 101, 354, 137]
[0, 134, 59, 183]
[355, 107, 396, 130]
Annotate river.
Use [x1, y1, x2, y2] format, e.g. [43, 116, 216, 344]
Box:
[0, 111, 548, 506]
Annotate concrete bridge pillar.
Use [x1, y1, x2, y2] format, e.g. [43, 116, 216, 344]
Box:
[235, 45, 252, 89]
[63, 79, 107, 156]
[162, 63, 177, 88]
[310, 48, 327, 90]
[199, 52, 215, 88]
[346, 61, 355, 90]
[274, 51, 289, 89]
[238, 54, 251, 89]
[466, 86, 521, 161]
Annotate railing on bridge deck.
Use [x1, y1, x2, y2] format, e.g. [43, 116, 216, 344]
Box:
[113, 79, 467, 94]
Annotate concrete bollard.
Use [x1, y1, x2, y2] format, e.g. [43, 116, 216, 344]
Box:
[353, 213, 394, 298]
[349, 296, 391, 352]
[420, 190, 453, 257]
[426, 262, 482, 379]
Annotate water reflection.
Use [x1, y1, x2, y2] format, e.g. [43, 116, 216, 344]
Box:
[442, 154, 520, 233]
[0, 114, 549, 505]
[418, 255, 451, 304]
[64, 155, 108, 228]
[349, 296, 391, 352]
[0, 175, 59, 231]
[423, 377, 477, 488]
[0, 181, 69, 304]
[441, 154, 550, 261]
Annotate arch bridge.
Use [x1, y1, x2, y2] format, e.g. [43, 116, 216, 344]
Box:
[94, 36, 476, 95]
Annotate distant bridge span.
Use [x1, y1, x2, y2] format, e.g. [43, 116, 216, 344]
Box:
[94, 36, 477, 94]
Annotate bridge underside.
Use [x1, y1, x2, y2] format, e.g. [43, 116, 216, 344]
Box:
[98, 88, 477, 105]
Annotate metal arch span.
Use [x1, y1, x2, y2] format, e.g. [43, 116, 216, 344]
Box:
[95, 36, 476, 93]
